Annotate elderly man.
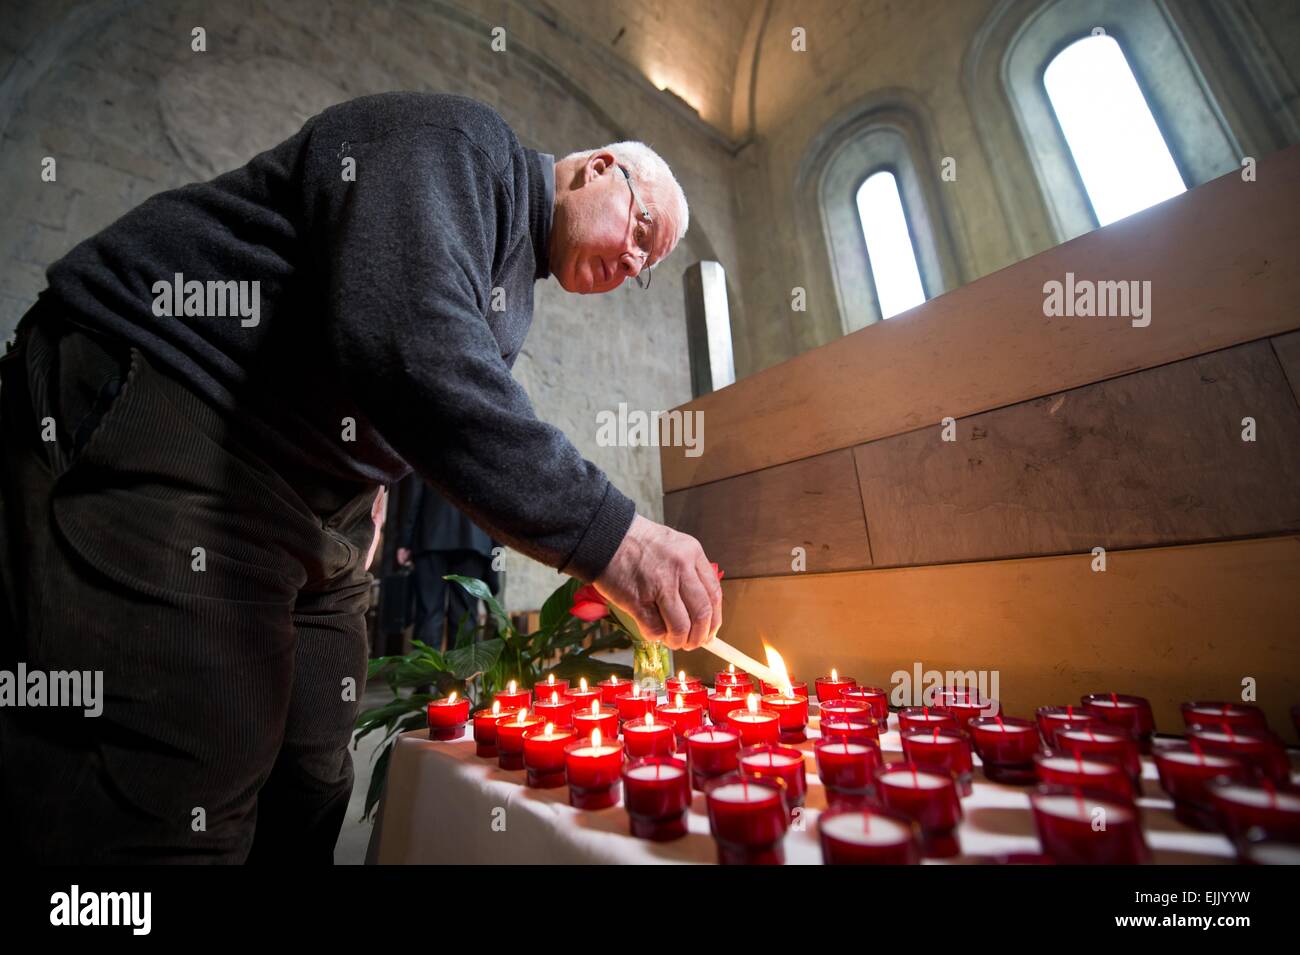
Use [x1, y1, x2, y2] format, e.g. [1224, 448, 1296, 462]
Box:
[0, 92, 721, 863]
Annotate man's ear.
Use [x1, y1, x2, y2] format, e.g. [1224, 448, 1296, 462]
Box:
[584, 150, 618, 182]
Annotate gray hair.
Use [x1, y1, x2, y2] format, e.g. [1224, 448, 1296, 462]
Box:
[562, 141, 690, 255]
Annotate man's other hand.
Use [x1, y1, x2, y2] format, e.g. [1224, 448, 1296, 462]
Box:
[593, 514, 722, 651]
[396, 547, 413, 567]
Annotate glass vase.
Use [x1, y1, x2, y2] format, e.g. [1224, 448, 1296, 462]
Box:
[631, 635, 673, 697]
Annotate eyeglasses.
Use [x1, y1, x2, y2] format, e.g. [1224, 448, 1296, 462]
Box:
[618, 164, 656, 290]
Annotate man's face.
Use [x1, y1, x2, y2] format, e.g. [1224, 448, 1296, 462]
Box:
[552, 152, 675, 295]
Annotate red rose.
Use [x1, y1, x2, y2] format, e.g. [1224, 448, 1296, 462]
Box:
[570, 583, 610, 621]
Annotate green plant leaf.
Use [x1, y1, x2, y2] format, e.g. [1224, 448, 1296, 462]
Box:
[539, 577, 583, 631]
[444, 637, 506, 681]
[445, 575, 517, 639]
[546, 655, 632, 682]
[363, 742, 393, 821]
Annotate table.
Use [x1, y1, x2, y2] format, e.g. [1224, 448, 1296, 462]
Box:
[368, 711, 1285, 864]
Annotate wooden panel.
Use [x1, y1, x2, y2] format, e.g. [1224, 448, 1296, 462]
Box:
[852, 340, 1300, 567]
[662, 145, 1300, 492]
[1273, 329, 1300, 406]
[662, 449, 871, 577]
[674, 536, 1300, 738]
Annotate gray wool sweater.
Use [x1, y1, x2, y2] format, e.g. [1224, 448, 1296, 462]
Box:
[42, 92, 636, 582]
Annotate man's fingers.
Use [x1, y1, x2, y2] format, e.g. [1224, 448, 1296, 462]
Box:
[656, 591, 690, 650]
[679, 571, 713, 651]
[636, 601, 667, 641]
[695, 555, 722, 642]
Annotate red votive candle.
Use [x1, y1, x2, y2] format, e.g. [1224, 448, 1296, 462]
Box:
[1035, 705, 1100, 747]
[815, 738, 882, 807]
[819, 716, 883, 746]
[1082, 693, 1155, 753]
[931, 685, 977, 707]
[564, 677, 603, 711]
[614, 686, 657, 724]
[1185, 723, 1289, 782]
[533, 675, 569, 701]
[684, 724, 742, 790]
[597, 675, 628, 706]
[901, 726, 975, 796]
[623, 756, 691, 840]
[1054, 726, 1141, 786]
[761, 692, 809, 743]
[1153, 743, 1250, 829]
[708, 687, 750, 725]
[899, 706, 960, 733]
[759, 679, 808, 699]
[473, 700, 507, 756]
[840, 685, 889, 722]
[623, 712, 677, 759]
[658, 693, 705, 740]
[945, 696, 997, 732]
[819, 807, 921, 865]
[819, 699, 871, 724]
[705, 773, 790, 865]
[714, 666, 752, 692]
[534, 689, 575, 728]
[427, 692, 470, 741]
[875, 763, 963, 858]
[1035, 750, 1136, 803]
[564, 728, 624, 809]
[521, 722, 576, 788]
[970, 715, 1041, 784]
[815, 669, 858, 703]
[494, 680, 532, 714]
[572, 699, 619, 742]
[1207, 777, 1300, 846]
[739, 744, 808, 809]
[725, 695, 781, 746]
[495, 709, 545, 770]
[1030, 785, 1150, 864]
[1181, 701, 1269, 732]
[665, 672, 706, 708]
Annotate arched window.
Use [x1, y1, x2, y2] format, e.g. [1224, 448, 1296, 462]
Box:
[1043, 34, 1185, 226]
[855, 170, 926, 318]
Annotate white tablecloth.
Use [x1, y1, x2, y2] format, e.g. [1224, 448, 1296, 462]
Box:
[369, 712, 1270, 864]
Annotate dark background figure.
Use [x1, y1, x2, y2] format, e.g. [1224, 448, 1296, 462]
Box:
[393, 474, 501, 653]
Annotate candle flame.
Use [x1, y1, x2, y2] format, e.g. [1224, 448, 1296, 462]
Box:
[547, 674, 555, 685]
[492, 700, 501, 715]
[545, 722, 554, 735]
[550, 691, 558, 704]
[631, 683, 640, 698]
[580, 677, 588, 692]
[675, 693, 684, 708]
[516, 708, 527, 723]
[592, 727, 602, 747]
[644, 712, 653, 727]
[747, 693, 759, 714]
[678, 670, 686, 684]
[763, 644, 793, 698]
[447, 691, 458, 704]
[728, 663, 735, 673]
[591, 700, 600, 714]
[508, 680, 517, 694]
[831, 667, 838, 681]
[610, 675, 618, 685]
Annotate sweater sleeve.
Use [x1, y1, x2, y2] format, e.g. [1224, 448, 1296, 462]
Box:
[320, 125, 635, 581]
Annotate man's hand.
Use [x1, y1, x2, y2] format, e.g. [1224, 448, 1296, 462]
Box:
[396, 547, 413, 567]
[593, 514, 722, 651]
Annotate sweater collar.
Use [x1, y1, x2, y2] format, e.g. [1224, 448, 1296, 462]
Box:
[525, 148, 554, 281]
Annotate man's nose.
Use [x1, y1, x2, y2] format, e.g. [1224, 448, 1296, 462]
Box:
[618, 248, 643, 278]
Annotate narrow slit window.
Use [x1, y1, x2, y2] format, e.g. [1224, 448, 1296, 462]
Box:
[855, 170, 926, 319]
[1043, 34, 1186, 226]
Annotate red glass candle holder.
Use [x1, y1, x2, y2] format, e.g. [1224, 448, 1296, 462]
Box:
[707, 689, 751, 725]
[614, 688, 656, 724]
[875, 763, 963, 858]
[944, 696, 998, 732]
[473, 703, 508, 757]
[495, 711, 546, 770]
[521, 723, 576, 788]
[726, 703, 781, 746]
[564, 733, 624, 809]
[739, 744, 808, 810]
[714, 668, 752, 692]
[665, 674, 704, 704]
[623, 756, 691, 840]
[1030, 784, 1150, 864]
[1035, 750, 1136, 804]
[494, 684, 532, 713]
[839, 686, 889, 721]
[969, 715, 1041, 784]
[1054, 726, 1141, 787]
[760, 693, 809, 743]
[1035, 705, 1100, 747]
[572, 701, 619, 742]
[622, 714, 677, 759]
[1081, 693, 1155, 753]
[819, 807, 921, 865]
[597, 676, 628, 706]
[815, 737, 882, 805]
[815, 672, 858, 703]
[658, 698, 705, 740]
[1153, 744, 1250, 829]
[819, 716, 883, 746]
[684, 724, 741, 790]
[901, 727, 974, 796]
[1181, 701, 1268, 732]
[1207, 777, 1300, 848]
[533, 677, 569, 701]
[564, 684, 604, 712]
[705, 773, 790, 865]
[1185, 724, 1289, 782]
[534, 690, 575, 728]
[899, 706, 960, 734]
[819, 699, 871, 724]
[759, 679, 807, 699]
[426, 694, 471, 741]
[930, 685, 977, 707]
